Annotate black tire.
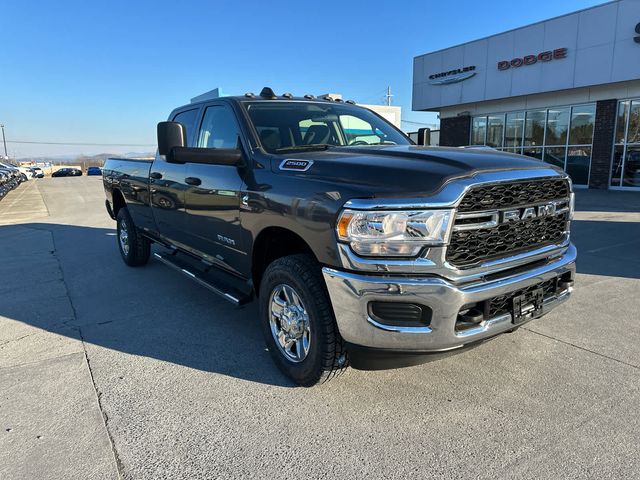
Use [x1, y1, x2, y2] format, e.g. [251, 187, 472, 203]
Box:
[259, 254, 348, 386]
[116, 207, 151, 267]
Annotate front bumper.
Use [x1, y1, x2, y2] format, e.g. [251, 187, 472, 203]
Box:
[322, 243, 576, 354]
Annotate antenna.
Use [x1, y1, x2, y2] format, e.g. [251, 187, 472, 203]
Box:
[259, 87, 277, 99]
[385, 86, 393, 106]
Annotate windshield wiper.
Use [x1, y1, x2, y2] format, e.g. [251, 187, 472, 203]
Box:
[275, 144, 333, 153]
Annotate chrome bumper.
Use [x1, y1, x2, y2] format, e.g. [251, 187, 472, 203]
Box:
[322, 244, 576, 352]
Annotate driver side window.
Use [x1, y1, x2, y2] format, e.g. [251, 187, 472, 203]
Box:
[198, 105, 239, 149]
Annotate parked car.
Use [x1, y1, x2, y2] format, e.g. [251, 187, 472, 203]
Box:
[16, 166, 34, 179]
[0, 162, 27, 183]
[103, 87, 576, 386]
[87, 166, 102, 176]
[0, 166, 21, 200]
[52, 168, 82, 177]
[29, 167, 45, 178]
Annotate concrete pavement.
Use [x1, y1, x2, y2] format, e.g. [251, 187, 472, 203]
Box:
[0, 177, 639, 479]
[0, 200, 118, 480]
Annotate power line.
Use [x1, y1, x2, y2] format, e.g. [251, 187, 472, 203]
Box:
[401, 119, 438, 127]
[7, 140, 155, 147]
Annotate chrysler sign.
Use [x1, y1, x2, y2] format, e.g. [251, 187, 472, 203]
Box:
[428, 66, 476, 85]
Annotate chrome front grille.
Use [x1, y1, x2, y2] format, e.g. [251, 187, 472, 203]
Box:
[446, 178, 571, 268]
[457, 178, 569, 212]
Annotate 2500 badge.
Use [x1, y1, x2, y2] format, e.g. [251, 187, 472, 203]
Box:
[279, 159, 313, 171]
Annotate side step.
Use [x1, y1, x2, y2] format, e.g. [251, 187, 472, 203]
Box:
[153, 252, 253, 307]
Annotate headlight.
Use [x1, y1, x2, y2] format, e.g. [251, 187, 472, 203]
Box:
[336, 209, 454, 257]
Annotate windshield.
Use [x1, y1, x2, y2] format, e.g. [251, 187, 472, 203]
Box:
[244, 101, 411, 153]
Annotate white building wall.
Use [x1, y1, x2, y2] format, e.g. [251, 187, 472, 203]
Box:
[413, 0, 640, 112]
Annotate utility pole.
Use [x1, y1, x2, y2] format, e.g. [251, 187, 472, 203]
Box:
[0, 124, 7, 159]
[385, 86, 393, 106]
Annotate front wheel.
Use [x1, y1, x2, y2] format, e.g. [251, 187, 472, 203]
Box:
[259, 254, 348, 386]
[116, 207, 150, 267]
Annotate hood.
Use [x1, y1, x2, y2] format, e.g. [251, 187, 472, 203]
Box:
[274, 145, 560, 198]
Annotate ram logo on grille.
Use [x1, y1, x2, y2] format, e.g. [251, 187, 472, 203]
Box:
[501, 203, 557, 223]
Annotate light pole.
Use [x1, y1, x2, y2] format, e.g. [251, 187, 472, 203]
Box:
[0, 124, 7, 159]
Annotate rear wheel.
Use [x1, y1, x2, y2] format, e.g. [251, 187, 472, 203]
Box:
[259, 254, 348, 386]
[116, 207, 150, 267]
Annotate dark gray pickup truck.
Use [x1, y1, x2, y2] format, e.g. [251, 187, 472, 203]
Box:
[103, 87, 576, 386]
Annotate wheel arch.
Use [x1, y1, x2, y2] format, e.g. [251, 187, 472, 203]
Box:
[251, 226, 317, 291]
[111, 188, 126, 217]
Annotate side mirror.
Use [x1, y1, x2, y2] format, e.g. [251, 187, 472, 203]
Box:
[157, 121, 187, 156]
[417, 127, 431, 146]
[171, 147, 243, 166]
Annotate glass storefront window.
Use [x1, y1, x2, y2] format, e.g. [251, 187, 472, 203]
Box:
[524, 110, 546, 146]
[468, 103, 595, 186]
[612, 99, 640, 188]
[628, 101, 640, 144]
[505, 112, 524, 148]
[611, 145, 625, 187]
[566, 147, 591, 186]
[544, 147, 566, 169]
[486, 115, 504, 147]
[545, 108, 570, 145]
[569, 105, 596, 145]
[615, 101, 629, 144]
[623, 146, 640, 187]
[471, 116, 486, 145]
[523, 148, 543, 160]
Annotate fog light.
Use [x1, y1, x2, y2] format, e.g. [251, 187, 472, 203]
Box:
[368, 302, 432, 328]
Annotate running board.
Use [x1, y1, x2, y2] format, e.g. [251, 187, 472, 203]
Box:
[153, 252, 252, 307]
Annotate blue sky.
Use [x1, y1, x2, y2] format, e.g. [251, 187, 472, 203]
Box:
[1, 0, 604, 158]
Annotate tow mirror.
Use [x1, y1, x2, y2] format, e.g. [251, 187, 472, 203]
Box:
[417, 127, 431, 146]
[170, 147, 243, 166]
[157, 122, 187, 156]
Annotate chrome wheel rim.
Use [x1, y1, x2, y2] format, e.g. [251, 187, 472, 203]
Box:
[118, 219, 130, 256]
[268, 284, 311, 363]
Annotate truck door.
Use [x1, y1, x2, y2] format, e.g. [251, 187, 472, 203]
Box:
[150, 107, 199, 247]
[184, 104, 246, 275]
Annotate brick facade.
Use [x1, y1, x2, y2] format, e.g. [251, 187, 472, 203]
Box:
[439, 115, 471, 147]
[589, 99, 618, 189]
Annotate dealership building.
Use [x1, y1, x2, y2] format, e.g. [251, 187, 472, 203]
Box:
[412, 0, 640, 190]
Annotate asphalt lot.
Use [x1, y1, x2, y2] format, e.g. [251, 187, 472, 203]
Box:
[1, 176, 639, 479]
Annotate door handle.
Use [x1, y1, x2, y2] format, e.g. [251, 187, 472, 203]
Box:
[150, 172, 163, 180]
[185, 177, 202, 186]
